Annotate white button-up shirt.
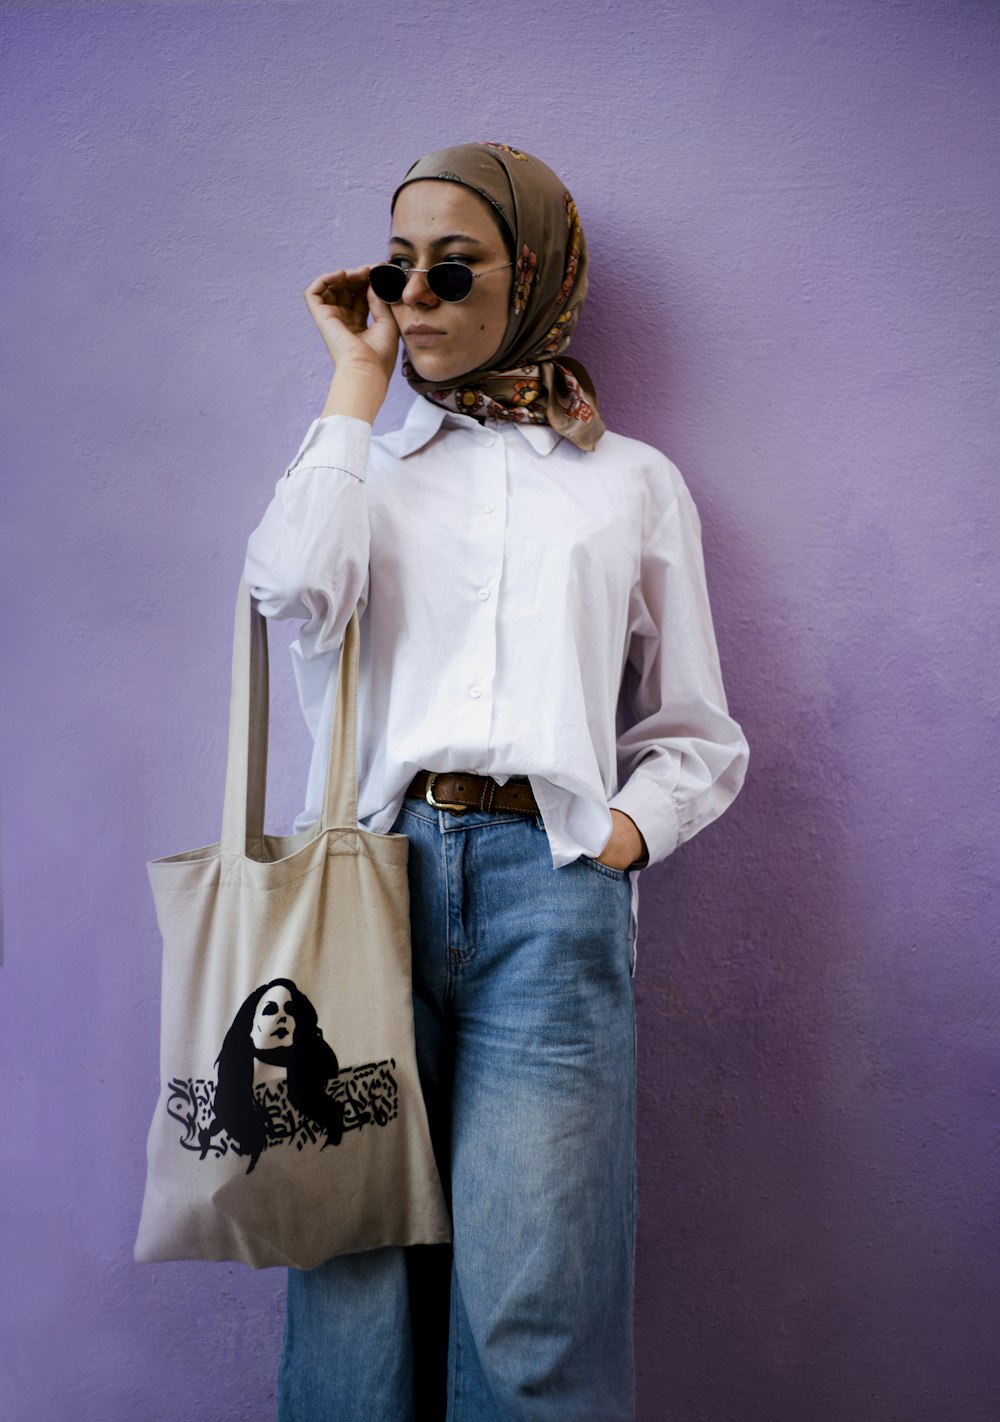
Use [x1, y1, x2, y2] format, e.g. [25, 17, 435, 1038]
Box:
[244, 394, 749, 958]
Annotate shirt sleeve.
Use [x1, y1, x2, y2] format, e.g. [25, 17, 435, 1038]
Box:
[243, 414, 371, 659]
[608, 461, 749, 867]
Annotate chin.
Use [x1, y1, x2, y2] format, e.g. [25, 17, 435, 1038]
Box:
[406, 342, 481, 386]
[406, 352, 456, 384]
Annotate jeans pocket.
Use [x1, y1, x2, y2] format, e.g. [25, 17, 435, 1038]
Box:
[579, 853, 630, 882]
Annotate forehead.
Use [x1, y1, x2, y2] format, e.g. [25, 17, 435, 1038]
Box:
[259, 985, 292, 1004]
[390, 179, 503, 243]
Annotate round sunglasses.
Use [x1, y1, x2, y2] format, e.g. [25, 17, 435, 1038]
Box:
[369, 260, 513, 305]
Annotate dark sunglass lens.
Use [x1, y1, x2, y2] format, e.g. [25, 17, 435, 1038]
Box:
[370, 265, 406, 303]
[429, 264, 474, 302]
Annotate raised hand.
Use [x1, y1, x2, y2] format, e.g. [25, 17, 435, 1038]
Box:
[305, 266, 400, 423]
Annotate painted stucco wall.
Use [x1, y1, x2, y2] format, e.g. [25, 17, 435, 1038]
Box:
[2, 1, 997, 1418]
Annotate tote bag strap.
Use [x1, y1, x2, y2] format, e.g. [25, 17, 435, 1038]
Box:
[221, 577, 361, 855]
[321, 602, 360, 832]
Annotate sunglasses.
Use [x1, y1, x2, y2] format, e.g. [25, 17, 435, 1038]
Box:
[369, 260, 513, 305]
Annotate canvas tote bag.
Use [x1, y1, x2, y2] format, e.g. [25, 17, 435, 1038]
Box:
[135, 577, 451, 1269]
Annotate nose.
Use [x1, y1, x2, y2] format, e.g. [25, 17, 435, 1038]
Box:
[400, 268, 439, 308]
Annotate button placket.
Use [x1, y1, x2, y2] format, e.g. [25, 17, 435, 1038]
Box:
[462, 428, 506, 725]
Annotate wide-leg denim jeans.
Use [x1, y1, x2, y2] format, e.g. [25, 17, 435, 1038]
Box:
[278, 800, 637, 1421]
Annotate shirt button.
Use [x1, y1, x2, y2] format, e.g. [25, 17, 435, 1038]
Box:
[485, 436, 496, 447]
[482, 503, 496, 513]
[470, 685, 483, 698]
[478, 588, 490, 601]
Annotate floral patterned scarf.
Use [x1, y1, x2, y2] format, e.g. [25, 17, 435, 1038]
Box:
[390, 142, 605, 452]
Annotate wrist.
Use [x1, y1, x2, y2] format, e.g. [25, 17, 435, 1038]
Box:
[610, 809, 647, 868]
[321, 366, 390, 423]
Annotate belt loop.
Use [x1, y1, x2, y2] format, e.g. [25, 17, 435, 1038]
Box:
[480, 777, 496, 812]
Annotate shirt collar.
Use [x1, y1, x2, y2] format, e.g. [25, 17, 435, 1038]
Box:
[378, 394, 561, 458]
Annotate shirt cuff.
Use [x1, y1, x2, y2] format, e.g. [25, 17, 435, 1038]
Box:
[608, 776, 682, 868]
[286, 414, 372, 482]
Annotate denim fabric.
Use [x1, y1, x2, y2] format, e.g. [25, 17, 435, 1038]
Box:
[278, 802, 637, 1421]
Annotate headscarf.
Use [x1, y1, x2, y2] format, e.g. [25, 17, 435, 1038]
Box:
[390, 142, 605, 451]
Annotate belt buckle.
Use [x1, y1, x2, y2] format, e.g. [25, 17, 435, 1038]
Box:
[425, 772, 469, 813]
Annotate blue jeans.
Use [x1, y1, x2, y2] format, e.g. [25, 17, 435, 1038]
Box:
[278, 801, 637, 1421]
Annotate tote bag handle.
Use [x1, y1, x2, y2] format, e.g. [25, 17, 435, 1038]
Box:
[221, 577, 360, 855]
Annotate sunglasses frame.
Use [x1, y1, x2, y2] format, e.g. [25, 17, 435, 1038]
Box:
[369, 260, 514, 305]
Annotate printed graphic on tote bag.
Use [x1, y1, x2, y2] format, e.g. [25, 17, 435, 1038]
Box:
[165, 978, 399, 1174]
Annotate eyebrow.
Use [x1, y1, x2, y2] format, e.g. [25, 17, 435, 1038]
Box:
[388, 233, 487, 250]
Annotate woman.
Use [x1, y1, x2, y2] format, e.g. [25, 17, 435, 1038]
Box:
[197, 977, 344, 1174]
[245, 142, 748, 1422]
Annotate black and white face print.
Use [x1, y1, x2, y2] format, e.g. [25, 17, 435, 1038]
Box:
[251, 984, 296, 1050]
[167, 976, 400, 1175]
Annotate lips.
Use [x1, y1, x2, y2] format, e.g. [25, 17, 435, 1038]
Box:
[403, 325, 446, 346]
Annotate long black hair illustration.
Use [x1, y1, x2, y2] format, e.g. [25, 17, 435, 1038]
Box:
[198, 978, 345, 1173]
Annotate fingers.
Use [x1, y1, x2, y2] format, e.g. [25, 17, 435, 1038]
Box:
[301, 263, 399, 377]
[306, 266, 374, 307]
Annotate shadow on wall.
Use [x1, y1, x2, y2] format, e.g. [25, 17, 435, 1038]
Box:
[631, 495, 873, 1421]
[563, 223, 873, 1415]
[565, 218, 677, 445]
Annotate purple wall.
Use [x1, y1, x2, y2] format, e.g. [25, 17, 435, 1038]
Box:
[3, 2, 997, 1418]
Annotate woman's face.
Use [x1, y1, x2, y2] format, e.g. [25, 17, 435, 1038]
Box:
[251, 985, 296, 1050]
[387, 180, 513, 384]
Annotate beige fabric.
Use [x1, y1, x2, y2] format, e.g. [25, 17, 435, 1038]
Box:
[135, 578, 450, 1270]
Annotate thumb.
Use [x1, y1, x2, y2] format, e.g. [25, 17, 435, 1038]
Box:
[367, 282, 394, 324]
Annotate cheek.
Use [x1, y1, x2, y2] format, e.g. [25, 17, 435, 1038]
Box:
[486, 309, 510, 357]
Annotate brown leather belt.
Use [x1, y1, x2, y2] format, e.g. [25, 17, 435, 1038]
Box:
[406, 770, 538, 815]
